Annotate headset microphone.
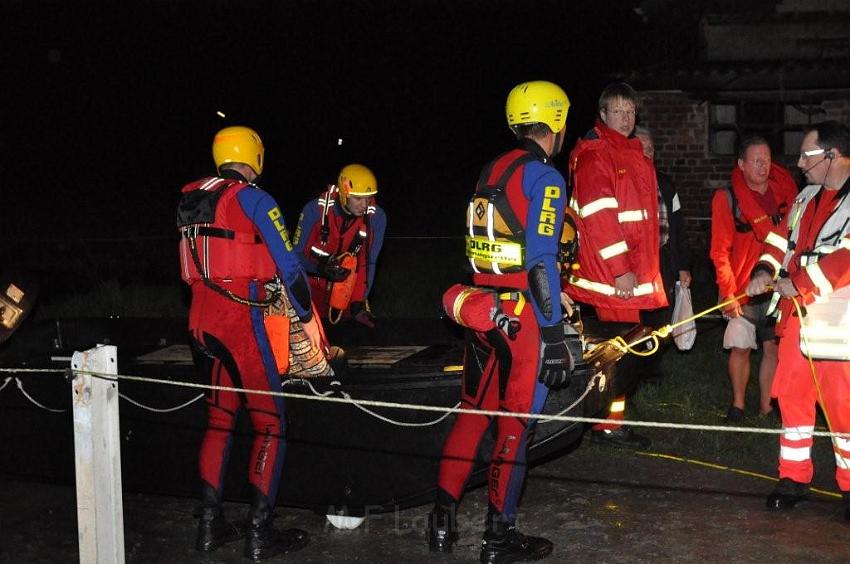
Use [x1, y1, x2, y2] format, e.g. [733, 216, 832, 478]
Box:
[802, 157, 828, 174]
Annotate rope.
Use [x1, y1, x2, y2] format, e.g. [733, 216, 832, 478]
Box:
[65, 368, 850, 438]
[118, 392, 205, 413]
[603, 292, 749, 357]
[0, 367, 66, 373]
[538, 373, 602, 424]
[14, 378, 66, 413]
[792, 295, 850, 471]
[286, 378, 460, 427]
[637, 451, 842, 500]
[0, 369, 206, 414]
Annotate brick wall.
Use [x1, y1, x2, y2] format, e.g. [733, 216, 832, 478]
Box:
[640, 92, 850, 249]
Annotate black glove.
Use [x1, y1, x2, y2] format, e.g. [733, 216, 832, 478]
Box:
[317, 255, 350, 282]
[538, 324, 575, 388]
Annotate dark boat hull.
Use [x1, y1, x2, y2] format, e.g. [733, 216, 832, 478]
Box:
[0, 318, 635, 514]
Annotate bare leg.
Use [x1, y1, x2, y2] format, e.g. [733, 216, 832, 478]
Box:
[758, 339, 778, 415]
[729, 347, 751, 410]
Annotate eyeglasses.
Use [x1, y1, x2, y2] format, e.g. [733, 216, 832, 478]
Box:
[799, 148, 825, 161]
[605, 108, 636, 118]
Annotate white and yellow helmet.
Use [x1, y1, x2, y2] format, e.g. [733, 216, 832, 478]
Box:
[506, 81, 570, 134]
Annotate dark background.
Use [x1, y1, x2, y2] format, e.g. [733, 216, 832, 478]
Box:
[1, 1, 703, 297]
[2, 1, 692, 233]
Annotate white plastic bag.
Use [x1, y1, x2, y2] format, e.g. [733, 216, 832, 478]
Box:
[671, 281, 696, 351]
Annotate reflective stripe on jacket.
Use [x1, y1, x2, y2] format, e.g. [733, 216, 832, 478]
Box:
[565, 121, 666, 312]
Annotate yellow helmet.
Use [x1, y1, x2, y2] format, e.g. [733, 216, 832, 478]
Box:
[505, 81, 570, 134]
[212, 126, 265, 176]
[338, 164, 378, 207]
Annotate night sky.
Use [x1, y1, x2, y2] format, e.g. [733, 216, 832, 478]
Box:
[4, 1, 674, 244]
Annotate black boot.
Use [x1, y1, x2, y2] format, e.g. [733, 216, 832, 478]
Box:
[766, 478, 809, 511]
[244, 488, 309, 561]
[428, 489, 459, 553]
[195, 482, 245, 552]
[480, 510, 553, 564]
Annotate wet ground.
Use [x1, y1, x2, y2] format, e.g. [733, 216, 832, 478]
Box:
[2, 438, 848, 563]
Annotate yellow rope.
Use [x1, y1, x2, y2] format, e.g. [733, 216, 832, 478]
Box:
[637, 451, 841, 499]
[792, 295, 850, 471]
[595, 291, 750, 357]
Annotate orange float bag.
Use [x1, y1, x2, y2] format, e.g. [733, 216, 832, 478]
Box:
[442, 283, 499, 333]
[263, 313, 291, 374]
[328, 253, 358, 321]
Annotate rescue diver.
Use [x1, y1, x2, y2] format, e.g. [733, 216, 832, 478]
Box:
[177, 126, 318, 560]
[293, 164, 387, 327]
[430, 80, 577, 563]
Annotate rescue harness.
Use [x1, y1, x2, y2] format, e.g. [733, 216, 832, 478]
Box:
[466, 153, 535, 274]
[724, 185, 786, 234]
[310, 185, 371, 323]
[177, 178, 280, 308]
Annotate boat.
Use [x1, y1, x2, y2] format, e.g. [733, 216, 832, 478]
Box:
[0, 315, 643, 519]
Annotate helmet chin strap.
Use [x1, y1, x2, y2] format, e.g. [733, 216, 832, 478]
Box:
[550, 129, 565, 158]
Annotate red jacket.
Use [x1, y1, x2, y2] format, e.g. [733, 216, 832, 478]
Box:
[709, 163, 797, 300]
[755, 184, 850, 336]
[565, 121, 666, 318]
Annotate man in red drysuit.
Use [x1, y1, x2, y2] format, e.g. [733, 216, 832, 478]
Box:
[177, 126, 319, 560]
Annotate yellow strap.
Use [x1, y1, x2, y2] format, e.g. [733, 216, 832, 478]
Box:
[453, 287, 481, 325]
[498, 291, 526, 315]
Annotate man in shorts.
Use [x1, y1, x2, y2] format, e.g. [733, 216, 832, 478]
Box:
[710, 135, 797, 421]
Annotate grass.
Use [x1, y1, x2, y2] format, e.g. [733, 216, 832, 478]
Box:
[628, 317, 838, 491]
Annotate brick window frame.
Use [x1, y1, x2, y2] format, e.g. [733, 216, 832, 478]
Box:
[708, 101, 824, 156]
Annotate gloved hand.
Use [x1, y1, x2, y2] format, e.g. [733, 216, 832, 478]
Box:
[538, 324, 574, 388]
[350, 301, 376, 328]
[318, 255, 350, 282]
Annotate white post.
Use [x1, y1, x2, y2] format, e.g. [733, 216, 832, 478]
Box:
[71, 345, 125, 564]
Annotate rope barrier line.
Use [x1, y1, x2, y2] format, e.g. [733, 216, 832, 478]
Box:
[0, 372, 205, 414]
[14, 378, 66, 413]
[0, 367, 66, 373]
[118, 392, 205, 413]
[56, 368, 849, 439]
[637, 452, 842, 500]
[292, 379, 458, 428]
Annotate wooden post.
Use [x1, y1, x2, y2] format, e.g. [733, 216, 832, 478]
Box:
[71, 345, 125, 564]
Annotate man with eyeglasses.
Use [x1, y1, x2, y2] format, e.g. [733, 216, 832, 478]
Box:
[710, 136, 797, 423]
[748, 120, 850, 521]
[565, 82, 667, 449]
